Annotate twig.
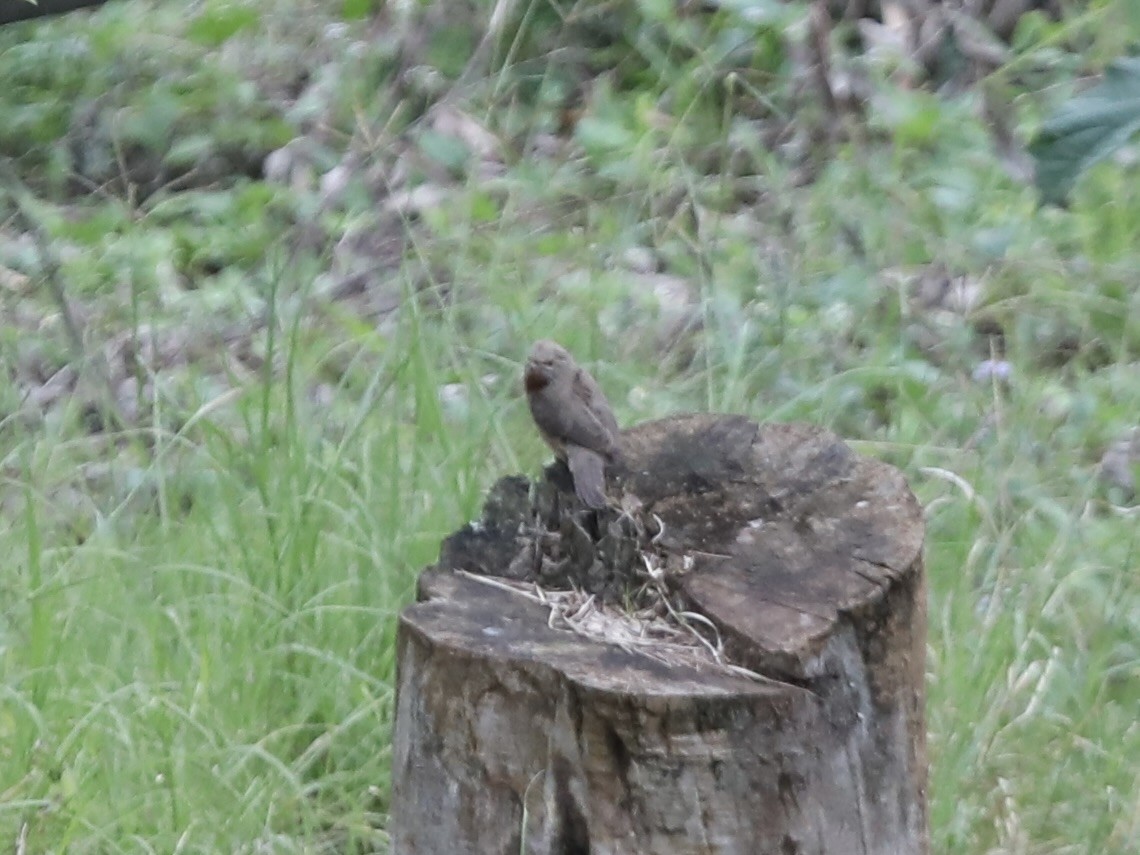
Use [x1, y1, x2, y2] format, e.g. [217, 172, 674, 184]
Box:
[454, 567, 804, 690]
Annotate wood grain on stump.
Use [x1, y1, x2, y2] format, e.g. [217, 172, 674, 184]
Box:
[391, 415, 927, 855]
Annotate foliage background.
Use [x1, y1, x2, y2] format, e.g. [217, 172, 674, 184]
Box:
[0, 0, 1138, 851]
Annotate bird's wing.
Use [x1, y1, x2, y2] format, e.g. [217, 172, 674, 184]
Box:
[566, 444, 608, 509]
[572, 367, 620, 440]
[555, 397, 616, 458]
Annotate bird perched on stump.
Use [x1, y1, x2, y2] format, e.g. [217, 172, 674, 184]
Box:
[525, 339, 621, 509]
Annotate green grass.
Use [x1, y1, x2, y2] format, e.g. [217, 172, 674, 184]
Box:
[1, 0, 1139, 852]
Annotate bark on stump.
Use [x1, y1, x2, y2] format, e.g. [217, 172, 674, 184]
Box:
[391, 415, 927, 855]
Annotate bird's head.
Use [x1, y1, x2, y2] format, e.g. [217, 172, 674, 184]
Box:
[524, 339, 571, 392]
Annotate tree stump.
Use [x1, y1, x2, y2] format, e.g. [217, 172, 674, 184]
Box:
[391, 414, 927, 855]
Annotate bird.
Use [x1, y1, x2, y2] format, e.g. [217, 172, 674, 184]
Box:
[524, 339, 621, 509]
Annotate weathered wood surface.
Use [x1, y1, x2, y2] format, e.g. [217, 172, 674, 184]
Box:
[391, 414, 927, 855]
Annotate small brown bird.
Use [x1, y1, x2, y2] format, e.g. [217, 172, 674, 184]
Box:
[525, 340, 621, 509]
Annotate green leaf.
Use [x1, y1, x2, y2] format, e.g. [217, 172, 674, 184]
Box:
[872, 88, 944, 148]
[342, 0, 374, 19]
[575, 116, 637, 155]
[1029, 57, 1140, 206]
[425, 25, 476, 78]
[705, 0, 787, 25]
[117, 89, 183, 151]
[164, 133, 216, 169]
[417, 130, 470, 174]
[468, 190, 500, 223]
[187, 3, 260, 47]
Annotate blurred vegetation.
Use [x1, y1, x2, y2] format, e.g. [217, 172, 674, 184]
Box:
[0, 0, 1138, 852]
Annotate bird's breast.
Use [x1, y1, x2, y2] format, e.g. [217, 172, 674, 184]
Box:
[524, 368, 550, 393]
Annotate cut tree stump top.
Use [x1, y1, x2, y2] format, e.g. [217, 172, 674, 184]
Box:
[394, 414, 928, 855]
[619, 414, 924, 679]
[425, 413, 924, 685]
